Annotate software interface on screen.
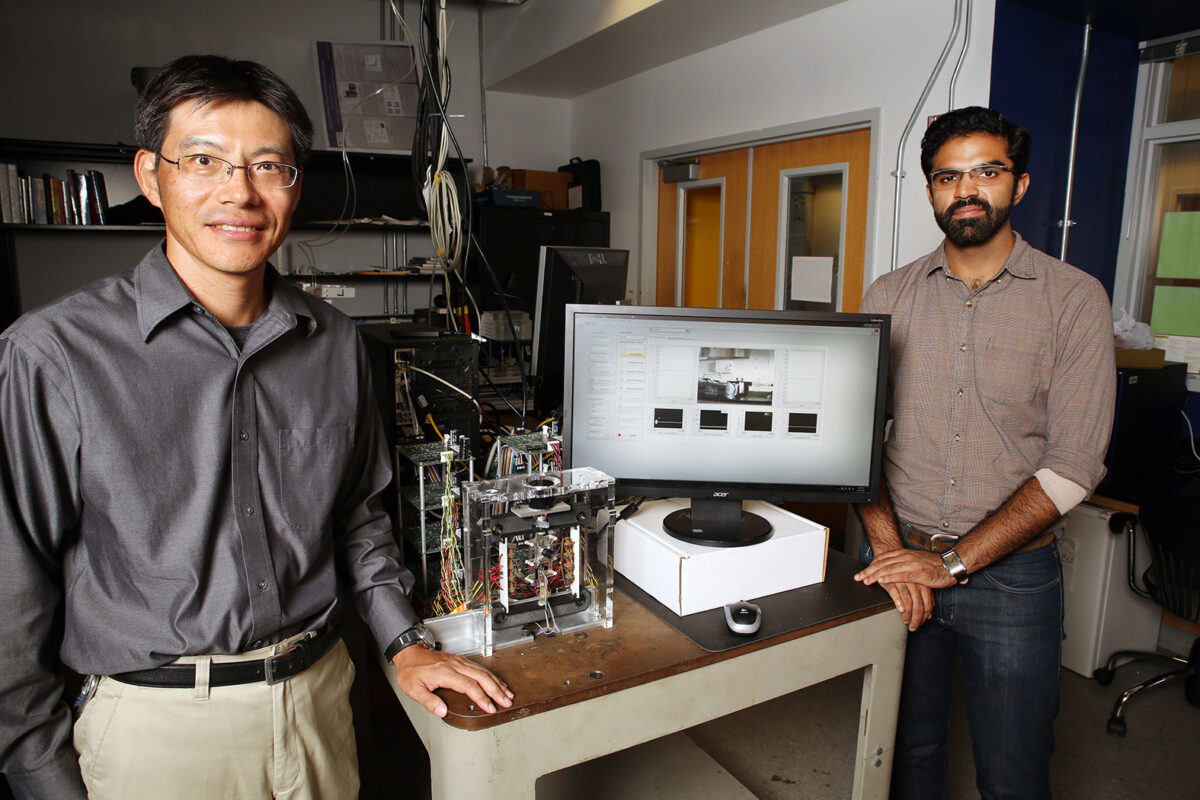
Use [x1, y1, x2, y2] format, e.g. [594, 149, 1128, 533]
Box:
[569, 312, 884, 489]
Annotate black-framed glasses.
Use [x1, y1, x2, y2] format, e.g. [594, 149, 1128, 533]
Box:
[928, 163, 1015, 189]
[158, 153, 301, 189]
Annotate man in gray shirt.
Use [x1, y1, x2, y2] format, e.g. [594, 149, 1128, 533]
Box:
[854, 107, 1115, 799]
[0, 55, 510, 799]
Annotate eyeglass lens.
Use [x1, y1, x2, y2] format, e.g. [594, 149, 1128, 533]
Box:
[931, 165, 1009, 187]
[178, 155, 298, 187]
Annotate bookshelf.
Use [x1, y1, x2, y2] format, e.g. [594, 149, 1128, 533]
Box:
[0, 139, 462, 329]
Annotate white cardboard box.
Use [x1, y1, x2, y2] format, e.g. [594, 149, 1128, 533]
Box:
[615, 498, 828, 616]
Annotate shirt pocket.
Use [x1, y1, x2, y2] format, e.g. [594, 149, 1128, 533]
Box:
[976, 328, 1051, 405]
[279, 426, 354, 532]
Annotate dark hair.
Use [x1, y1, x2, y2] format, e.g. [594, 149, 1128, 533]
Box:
[919, 106, 1031, 182]
[134, 55, 314, 165]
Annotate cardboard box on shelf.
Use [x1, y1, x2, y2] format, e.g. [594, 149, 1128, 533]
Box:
[510, 169, 571, 210]
[1114, 348, 1165, 368]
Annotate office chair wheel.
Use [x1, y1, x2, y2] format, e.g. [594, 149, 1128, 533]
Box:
[1106, 717, 1127, 737]
[1093, 667, 1114, 686]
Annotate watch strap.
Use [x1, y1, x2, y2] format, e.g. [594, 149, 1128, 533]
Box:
[384, 624, 434, 661]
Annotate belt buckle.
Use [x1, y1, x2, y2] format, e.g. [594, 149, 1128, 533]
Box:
[929, 532, 961, 552]
[264, 634, 314, 685]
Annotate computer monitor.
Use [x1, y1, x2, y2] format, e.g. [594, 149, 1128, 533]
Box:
[531, 246, 629, 416]
[562, 304, 890, 547]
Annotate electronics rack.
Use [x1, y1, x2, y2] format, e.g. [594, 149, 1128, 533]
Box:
[427, 466, 616, 656]
[360, 325, 481, 456]
[493, 429, 563, 475]
[397, 434, 473, 605]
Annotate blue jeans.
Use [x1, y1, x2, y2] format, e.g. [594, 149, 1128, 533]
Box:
[864, 540, 1063, 800]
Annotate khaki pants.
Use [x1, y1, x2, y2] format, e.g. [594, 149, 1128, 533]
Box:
[74, 634, 359, 799]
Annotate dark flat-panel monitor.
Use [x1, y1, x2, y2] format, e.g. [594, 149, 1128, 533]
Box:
[531, 246, 629, 416]
[563, 304, 890, 546]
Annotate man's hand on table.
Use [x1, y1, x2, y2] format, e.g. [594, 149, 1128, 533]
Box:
[854, 549, 952, 632]
[392, 645, 514, 718]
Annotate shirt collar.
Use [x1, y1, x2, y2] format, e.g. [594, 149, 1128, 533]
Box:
[134, 243, 318, 341]
[924, 231, 1036, 281]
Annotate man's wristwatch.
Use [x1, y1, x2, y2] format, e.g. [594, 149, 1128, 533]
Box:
[941, 548, 970, 584]
[385, 623, 438, 661]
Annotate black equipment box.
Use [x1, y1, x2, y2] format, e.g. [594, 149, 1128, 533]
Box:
[1099, 361, 1188, 504]
[558, 156, 602, 211]
[359, 325, 480, 457]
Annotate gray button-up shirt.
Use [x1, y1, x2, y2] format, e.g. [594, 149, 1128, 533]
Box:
[861, 233, 1116, 535]
[0, 245, 416, 796]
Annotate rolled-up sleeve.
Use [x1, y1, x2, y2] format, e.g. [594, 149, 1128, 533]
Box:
[0, 336, 88, 799]
[1037, 279, 1116, 492]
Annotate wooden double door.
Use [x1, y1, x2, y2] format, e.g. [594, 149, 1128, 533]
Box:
[655, 127, 870, 312]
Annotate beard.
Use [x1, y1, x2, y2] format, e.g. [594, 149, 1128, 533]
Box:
[935, 195, 1014, 246]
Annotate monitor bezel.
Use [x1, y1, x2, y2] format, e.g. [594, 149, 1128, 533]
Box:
[561, 303, 891, 506]
[530, 246, 630, 416]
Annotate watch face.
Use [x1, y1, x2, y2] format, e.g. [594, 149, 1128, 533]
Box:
[411, 624, 437, 648]
[941, 550, 968, 583]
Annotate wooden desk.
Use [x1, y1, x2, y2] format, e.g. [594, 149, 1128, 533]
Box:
[386, 552, 906, 798]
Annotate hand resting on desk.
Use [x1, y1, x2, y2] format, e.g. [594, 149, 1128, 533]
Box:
[392, 646, 514, 718]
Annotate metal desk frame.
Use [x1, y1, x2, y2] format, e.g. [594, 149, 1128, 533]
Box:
[387, 560, 906, 798]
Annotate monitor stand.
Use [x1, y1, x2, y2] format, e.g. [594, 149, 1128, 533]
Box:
[663, 497, 773, 548]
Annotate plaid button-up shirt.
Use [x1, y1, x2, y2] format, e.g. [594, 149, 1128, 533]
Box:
[861, 233, 1116, 536]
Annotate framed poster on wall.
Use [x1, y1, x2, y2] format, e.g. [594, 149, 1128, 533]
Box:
[314, 40, 419, 153]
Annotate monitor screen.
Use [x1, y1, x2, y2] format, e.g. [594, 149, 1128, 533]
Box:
[562, 304, 889, 546]
[531, 246, 629, 416]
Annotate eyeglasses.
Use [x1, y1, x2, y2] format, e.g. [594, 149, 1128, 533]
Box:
[158, 153, 301, 189]
[928, 163, 1015, 189]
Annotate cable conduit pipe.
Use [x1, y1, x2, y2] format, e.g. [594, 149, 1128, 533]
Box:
[890, 0, 965, 271]
[1060, 23, 1092, 261]
[948, 0, 973, 109]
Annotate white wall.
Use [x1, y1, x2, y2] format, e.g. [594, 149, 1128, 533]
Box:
[0, 0, 384, 145]
[483, 91, 573, 171]
[564, 0, 996, 301]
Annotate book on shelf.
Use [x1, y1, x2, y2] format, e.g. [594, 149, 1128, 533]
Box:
[86, 170, 110, 224]
[19, 176, 31, 223]
[30, 176, 47, 224]
[0, 162, 25, 224]
[0, 164, 11, 223]
[10, 163, 26, 223]
[65, 169, 83, 225]
[47, 176, 67, 224]
[0, 163, 114, 225]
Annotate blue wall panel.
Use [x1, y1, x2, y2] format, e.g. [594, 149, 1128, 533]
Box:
[989, 0, 1139, 295]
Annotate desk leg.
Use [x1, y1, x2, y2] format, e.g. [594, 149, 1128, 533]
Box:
[395, 693, 540, 799]
[851, 615, 906, 799]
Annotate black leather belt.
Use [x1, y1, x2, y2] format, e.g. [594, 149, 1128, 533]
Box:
[111, 626, 340, 688]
